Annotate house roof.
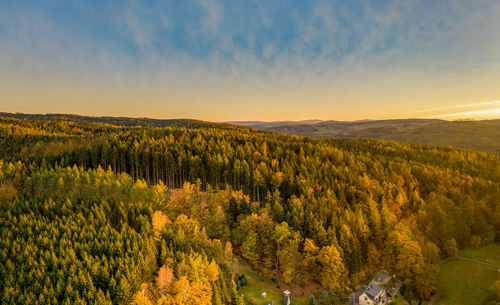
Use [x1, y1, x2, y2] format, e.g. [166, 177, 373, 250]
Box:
[376, 270, 390, 280]
[386, 288, 396, 296]
[365, 284, 383, 299]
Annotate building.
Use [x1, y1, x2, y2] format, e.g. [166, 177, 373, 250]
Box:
[358, 284, 387, 305]
[374, 270, 391, 285]
[385, 279, 402, 302]
[386, 287, 397, 299]
[283, 290, 291, 305]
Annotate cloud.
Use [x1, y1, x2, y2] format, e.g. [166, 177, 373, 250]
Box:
[415, 101, 500, 113]
[436, 108, 500, 119]
[199, 0, 223, 37]
[1, 0, 499, 120]
[121, 5, 155, 50]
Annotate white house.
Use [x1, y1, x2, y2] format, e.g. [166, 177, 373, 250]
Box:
[358, 284, 386, 305]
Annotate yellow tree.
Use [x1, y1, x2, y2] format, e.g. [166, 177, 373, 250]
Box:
[318, 245, 345, 291]
[172, 276, 191, 305]
[205, 259, 220, 283]
[131, 289, 153, 305]
[302, 238, 319, 284]
[241, 230, 259, 265]
[385, 223, 437, 300]
[152, 211, 171, 240]
[278, 235, 299, 284]
[156, 264, 175, 294]
[188, 281, 212, 305]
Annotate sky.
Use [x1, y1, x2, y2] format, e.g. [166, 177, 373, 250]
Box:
[0, 0, 499, 121]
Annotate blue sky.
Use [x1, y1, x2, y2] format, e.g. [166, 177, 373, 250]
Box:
[0, 0, 499, 120]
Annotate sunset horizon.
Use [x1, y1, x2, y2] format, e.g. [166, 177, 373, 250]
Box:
[1, 2, 499, 305]
[1, 1, 499, 121]
[2, 109, 500, 122]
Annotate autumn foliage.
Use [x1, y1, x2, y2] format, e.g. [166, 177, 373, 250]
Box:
[0, 116, 499, 304]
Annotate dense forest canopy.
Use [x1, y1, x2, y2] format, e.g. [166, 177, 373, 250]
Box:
[0, 115, 499, 305]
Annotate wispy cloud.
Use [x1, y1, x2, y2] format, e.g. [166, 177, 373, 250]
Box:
[415, 101, 500, 113]
[436, 108, 500, 119]
[1, 0, 499, 120]
[199, 0, 223, 37]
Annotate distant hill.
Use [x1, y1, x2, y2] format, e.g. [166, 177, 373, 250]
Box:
[0, 112, 249, 131]
[3, 112, 498, 155]
[233, 118, 500, 155]
[226, 119, 323, 129]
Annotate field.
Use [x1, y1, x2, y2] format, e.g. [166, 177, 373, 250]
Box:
[435, 244, 500, 305]
[461, 243, 500, 266]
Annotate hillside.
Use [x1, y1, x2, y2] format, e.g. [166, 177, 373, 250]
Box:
[0, 114, 499, 305]
[232, 119, 500, 155]
[0, 112, 250, 131]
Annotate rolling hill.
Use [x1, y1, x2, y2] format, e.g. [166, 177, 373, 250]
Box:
[0, 112, 249, 131]
[229, 119, 500, 155]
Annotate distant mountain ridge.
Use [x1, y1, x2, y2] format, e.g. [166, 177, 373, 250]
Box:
[226, 119, 324, 129]
[230, 118, 500, 155]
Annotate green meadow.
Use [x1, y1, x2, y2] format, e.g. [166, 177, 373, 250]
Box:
[435, 244, 500, 305]
[236, 262, 311, 305]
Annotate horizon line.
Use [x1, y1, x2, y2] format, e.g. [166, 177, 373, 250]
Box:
[1, 111, 499, 123]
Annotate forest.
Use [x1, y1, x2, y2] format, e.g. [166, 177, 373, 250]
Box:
[0, 115, 499, 305]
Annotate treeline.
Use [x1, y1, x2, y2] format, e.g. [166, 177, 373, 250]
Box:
[0, 116, 499, 304]
[0, 112, 248, 130]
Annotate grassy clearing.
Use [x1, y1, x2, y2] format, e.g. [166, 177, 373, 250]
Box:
[435, 244, 500, 305]
[461, 243, 500, 266]
[236, 262, 311, 305]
